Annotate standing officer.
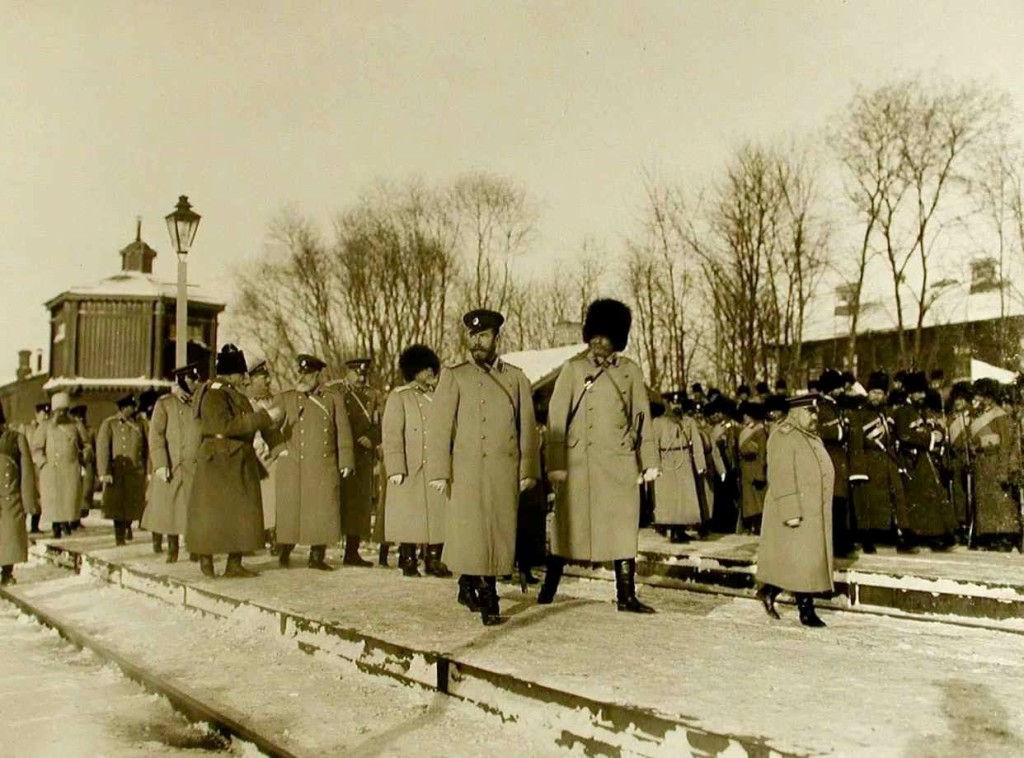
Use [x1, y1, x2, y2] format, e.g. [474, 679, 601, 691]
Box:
[968, 378, 1021, 551]
[945, 381, 975, 541]
[382, 345, 447, 577]
[32, 392, 92, 539]
[651, 391, 706, 543]
[0, 403, 37, 586]
[247, 360, 278, 553]
[68, 405, 94, 529]
[187, 345, 283, 578]
[24, 403, 49, 533]
[426, 309, 539, 625]
[332, 357, 383, 567]
[97, 395, 148, 545]
[143, 364, 202, 563]
[542, 299, 660, 613]
[817, 369, 855, 557]
[737, 401, 768, 535]
[270, 354, 354, 570]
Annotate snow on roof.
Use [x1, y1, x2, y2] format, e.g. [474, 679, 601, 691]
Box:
[50, 271, 225, 308]
[502, 343, 589, 386]
[43, 376, 174, 391]
[970, 358, 1018, 383]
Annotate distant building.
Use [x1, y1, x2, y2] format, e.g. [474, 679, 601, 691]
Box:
[0, 222, 225, 429]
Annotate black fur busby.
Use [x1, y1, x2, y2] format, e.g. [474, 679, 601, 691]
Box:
[582, 299, 632, 353]
[736, 384, 752, 397]
[216, 344, 248, 376]
[867, 370, 889, 393]
[924, 388, 944, 413]
[973, 377, 1001, 401]
[650, 398, 667, 419]
[754, 381, 770, 395]
[948, 380, 974, 404]
[399, 344, 441, 382]
[817, 368, 843, 394]
[740, 401, 766, 421]
[903, 371, 928, 395]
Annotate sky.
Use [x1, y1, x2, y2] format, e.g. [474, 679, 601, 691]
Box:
[3, 1, 1024, 382]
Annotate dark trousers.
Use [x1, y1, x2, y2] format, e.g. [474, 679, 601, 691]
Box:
[832, 496, 856, 556]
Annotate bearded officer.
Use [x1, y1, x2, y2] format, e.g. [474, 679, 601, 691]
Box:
[269, 354, 355, 570]
[97, 395, 148, 546]
[541, 299, 660, 613]
[142, 363, 202, 563]
[426, 309, 539, 625]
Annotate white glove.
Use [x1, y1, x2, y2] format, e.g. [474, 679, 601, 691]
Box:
[642, 467, 660, 483]
[388, 474, 405, 485]
[548, 470, 568, 483]
[784, 517, 802, 528]
[340, 467, 354, 478]
[266, 405, 284, 425]
[155, 467, 171, 482]
[428, 479, 449, 495]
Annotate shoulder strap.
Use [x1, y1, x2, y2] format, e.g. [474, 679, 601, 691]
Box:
[483, 366, 521, 436]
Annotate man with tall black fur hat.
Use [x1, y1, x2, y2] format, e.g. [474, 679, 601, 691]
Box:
[97, 394, 148, 546]
[187, 344, 283, 578]
[945, 380, 975, 540]
[542, 298, 660, 613]
[968, 378, 1021, 551]
[426, 309, 539, 625]
[143, 364, 202, 563]
[383, 344, 447, 577]
[269, 354, 355, 571]
[817, 369, 855, 557]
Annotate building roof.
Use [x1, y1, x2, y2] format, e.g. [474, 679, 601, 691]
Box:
[43, 376, 174, 392]
[502, 343, 590, 387]
[46, 270, 225, 309]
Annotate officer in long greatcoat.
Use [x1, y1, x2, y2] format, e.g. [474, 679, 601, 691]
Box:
[756, 393, 834, 628]
[383, 345, 448, 577]
[69, 405, 94, 527]
[330, 358, 383, 567]
[247, 360, 278, 553]
[32, 392, 91, 538]
[97, 395, 148, 545]
[542, 299, 660, 613]
[24, 403, 48, 534]
[187, 344, 283, 578]
[737, 401, 768, 534]
[652, 391, 706, 542]
[426, 309, 539, 625]
[0, 403, 36, 586]
[143, 364, 202, 563]
[945, 381, 974, 539]
[269, 354, 355, 570]
[968, 378, 1021, 551]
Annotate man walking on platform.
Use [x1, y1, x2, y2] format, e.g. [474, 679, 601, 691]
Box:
[32, 392, 91, 539]
[541, 299, 660, 613]
[23, 402, 47, 534]
[143, 364, 202, 563]
[97, 395, 148, 546]
[426, 310, 538, 625]
[270, 354, 354, 570]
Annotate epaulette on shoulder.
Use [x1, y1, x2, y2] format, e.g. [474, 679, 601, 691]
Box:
[776, 421, 796, 434]
[447, 361, 468, 370]
[395, 385, 412, 393]
[210, 381, 223, 390]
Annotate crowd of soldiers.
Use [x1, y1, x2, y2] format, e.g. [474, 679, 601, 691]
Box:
[649, 368, 1024, 555]
[0, 296, 1021, 630]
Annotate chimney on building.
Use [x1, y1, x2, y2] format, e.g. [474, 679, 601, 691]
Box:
[120, 217, 157, 274]
[16, 350, 31, 381]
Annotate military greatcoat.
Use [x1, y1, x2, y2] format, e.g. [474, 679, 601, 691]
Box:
[757, 422, 835, 594]
[651, 414, 706, 527]
[142, 390, 201, 536]
[893, 404, 957, 538]
[333, 382, 382, 540]
[737, 421, 768, 519]
[0, 430, 36, 565]
[426, 358, 539, 576]
[847, 405, 908, 532]
[97, 414, 149, 521]
[546, 353, 659, 562]
[32, 417, 91, 524]
[382, 383, 446, 544]
[186, 380, 273, 555]
[269, 388, 354, 546]
[969, 405, 1021, 536]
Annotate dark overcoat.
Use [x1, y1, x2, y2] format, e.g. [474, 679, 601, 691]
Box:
[893, 404, 957, 537]
[652, 415, 706, 526]
[269, 388, 355, 546]
[426, 358, 539, 575]
[32, 417, 90, 523]
[331, 382, 382, 540]
[382, 383, 446, 544]
[97, 414, 148, 521]
[738, 422, 768, 519]
[969, 405, 1021, 536]
[143, 390, 200, 536]
[817, 401, 849, 500]
[848, 406, 908, 532]
[546, 353, 658, 562]
[0, 430, 36, 565]
[186, 380, 273, 555]
[945, 410, 972, 526]
[756, 422, 834, 594]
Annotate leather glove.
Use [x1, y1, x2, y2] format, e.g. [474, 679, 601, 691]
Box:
[753, 480, 766, 491]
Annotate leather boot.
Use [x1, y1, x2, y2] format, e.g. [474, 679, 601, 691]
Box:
[199, 555, 216, 578]
[126, 523, 134, 541]
[278, 544, 295, 568]
[52, 523, 63, 540]
[796, 594, 826, 628]
[378, 542, 391, 567]
[30, 514, 41, 534]
[457, 575, 480, 612]
[614, 559, 655, 613]
[425, 544, 452, 577]
[343, 536, 373, 567]
[114, 521, 126, 546]
[223, 553, 259, 578]
[537, 556, 565, 605]
[152, 533, 164, 554]
[1, 565, 15, 586]
[265, 529, 279, 556]
[399, 544, 421, 577]
[478, 576, 503, 626]
[166, 536, 179, 564]
[669, 527, 691, 544]
[308, 545, 334, 571]
[756, 584, 781, 620]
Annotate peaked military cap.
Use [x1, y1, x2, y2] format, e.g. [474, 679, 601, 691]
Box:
[69, 405, 87, 420]
[787, 392, 825, 410]
[462, 309, 505, 334]
[35, 402, 50, 413]
[173, 363, 202, 381]
[765, 393, 789, 415]
[297, 354, 327, 374]
[115, 394, 136, 410]
[345, 357, 372, 368]
[248, 360, 270, 378]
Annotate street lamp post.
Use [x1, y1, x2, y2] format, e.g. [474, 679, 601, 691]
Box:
[165, 196, 201, 369]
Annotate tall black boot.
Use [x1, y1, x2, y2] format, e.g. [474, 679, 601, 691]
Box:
[199, 555, 216, 578]
[537, 556, 565, 605]
[457, 575, 480, 612]
[669, 526, 691, 544]
[378, 542, 391, 568]
[343, 535, 373, 567]
[166, 535, 180, 564]
[477, 576, 503, 626]
[223, 553, 258, 578]
[614, 559, 655, 613]
[114, 521, 126, 546]
[30, 513, 41, 534]
[152, 533, 164, 554]
[1, 565, 15, 586]
[52, 523, 62, 539]
[425, 544, 452, 577]
[308, 545, 334, 571]
[278, 543, 295, 568]
[796, 594, 826, 627]
[755, 583, 781, 619]
[399, 544, 420, 577]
